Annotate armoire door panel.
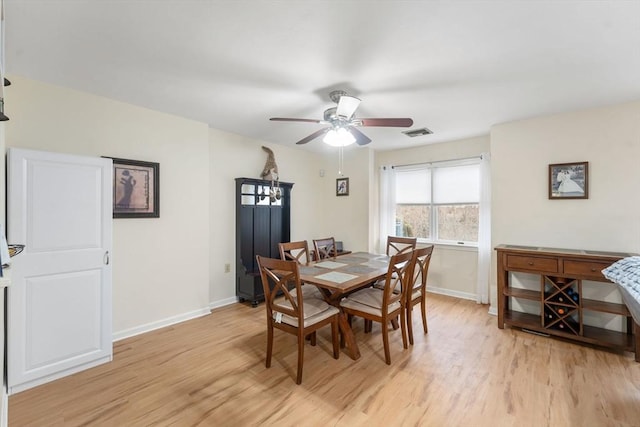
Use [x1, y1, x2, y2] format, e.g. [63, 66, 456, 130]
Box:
[239, 207, 254, 273]
[253, 207, 271, 260]
[270, 208, 283, 258]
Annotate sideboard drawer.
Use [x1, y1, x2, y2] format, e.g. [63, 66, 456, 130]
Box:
[563, 260, 611, 281]
[506, 255, 558, 273]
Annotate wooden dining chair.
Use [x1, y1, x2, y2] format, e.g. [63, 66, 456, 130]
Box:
[256, 256, 340, 384]
[279, 240, 311, 265]
[406, 245, 434, 345]
[340, 251, 415, 365]
[371, 235, 417, 295]
[313, 237, 337, 260]
[386, 235, 417, 256]
[279, 240, 324, 303]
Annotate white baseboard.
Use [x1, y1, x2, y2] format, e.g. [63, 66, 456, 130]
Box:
[487, 304, 497, 316]
[426, 285, 476, 301]
[209, 296, 239, 311]
[112, 293, 491, 343]
[9, 355, 112, 395]
[113, 307, 211, 342]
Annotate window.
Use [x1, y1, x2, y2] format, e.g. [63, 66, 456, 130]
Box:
[395, 161, 479, 244]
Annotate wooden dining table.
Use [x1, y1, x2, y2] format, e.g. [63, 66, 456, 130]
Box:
[298, 251, 391, 360]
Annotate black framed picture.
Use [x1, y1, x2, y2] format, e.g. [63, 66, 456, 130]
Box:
[549, 161, 588, 200]
[336, 177, 349, 196]
[106, 157, 160, 218]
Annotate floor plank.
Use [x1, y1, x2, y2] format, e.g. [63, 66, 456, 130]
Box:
[9, 294, 640, 426]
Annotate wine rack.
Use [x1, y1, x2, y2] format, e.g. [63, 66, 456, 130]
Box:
[496, 245, 639, 362]
[542, 276, 582, 335]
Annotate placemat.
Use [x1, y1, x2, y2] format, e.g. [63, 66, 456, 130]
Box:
[315, 271, 358, 284]
[299, 266, 322, 276]
[342, 265, 377, 275]
[315, 261, 348, 269]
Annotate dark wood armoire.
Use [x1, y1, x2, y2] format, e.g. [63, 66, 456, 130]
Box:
[235, 177, 294, 307]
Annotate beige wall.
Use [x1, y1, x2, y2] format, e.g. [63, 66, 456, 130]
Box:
[5, 76, 212, 337]
[315, 147, 373, 252]
[9, 74, 639, 337]
[2, 75, 373, 336]
[490, 101, 640, 320]
[375, 136, 491, 300]
[206, 134, 373, 304]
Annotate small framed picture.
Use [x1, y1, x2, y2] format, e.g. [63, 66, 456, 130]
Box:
[549, 161, 588, 199]
[105, 157, 160, 218]
[336, 177, 349, 196]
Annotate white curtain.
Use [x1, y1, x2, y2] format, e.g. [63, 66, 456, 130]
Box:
[476, 152, 491, 304]
[378, 165, 396, 254]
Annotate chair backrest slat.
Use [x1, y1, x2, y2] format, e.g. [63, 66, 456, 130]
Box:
[382, 250, 415, 310]
[386, 236, 417, 256]
[279, 240, 310, 265]
[409, 246, 434, 299]
[257, 256, 304, 324]
[313, 237, 337, 260]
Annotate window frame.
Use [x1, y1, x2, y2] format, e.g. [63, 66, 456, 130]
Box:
[394, 160, 480, 247]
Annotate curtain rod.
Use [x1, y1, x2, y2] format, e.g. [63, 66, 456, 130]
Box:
[383, 154, 484, 169]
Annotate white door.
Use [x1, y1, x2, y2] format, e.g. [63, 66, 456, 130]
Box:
[7, 148, 113, 394]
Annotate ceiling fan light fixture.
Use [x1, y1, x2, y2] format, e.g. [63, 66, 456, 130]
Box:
[335, 95, 361, 119]
[271, 90, 412, 146]
[323, 127, 356, 147]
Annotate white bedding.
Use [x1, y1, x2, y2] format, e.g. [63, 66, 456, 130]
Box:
[602, 256, 640, 324]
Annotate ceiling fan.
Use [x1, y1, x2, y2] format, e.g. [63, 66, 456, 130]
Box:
[270, 90, 414, 146]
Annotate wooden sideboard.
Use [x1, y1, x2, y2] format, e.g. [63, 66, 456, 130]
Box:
[495, 245, 638, 361]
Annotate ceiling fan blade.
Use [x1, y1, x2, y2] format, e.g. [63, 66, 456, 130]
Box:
[357, 118, 414, 127]
[295, 127, 330, 145]
[335, 95, 361, 120]
[270, 117, 323, 124]
[350, 127, 372, 146]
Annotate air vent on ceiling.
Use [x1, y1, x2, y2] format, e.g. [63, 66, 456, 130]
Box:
[402, 127, 433, 137]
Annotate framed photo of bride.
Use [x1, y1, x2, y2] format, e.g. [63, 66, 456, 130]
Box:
[549, 161, 588, 199]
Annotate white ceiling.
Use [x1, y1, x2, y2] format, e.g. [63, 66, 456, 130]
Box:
[4, 1, 640, 152]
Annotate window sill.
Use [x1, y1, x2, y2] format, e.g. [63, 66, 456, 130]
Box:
[417, 239, 478, 252]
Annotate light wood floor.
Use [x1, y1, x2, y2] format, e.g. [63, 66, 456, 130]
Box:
[9, 293, 640, 426]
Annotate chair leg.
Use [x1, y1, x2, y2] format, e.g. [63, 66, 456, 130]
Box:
[331, 319, 340, 359]
[364, 319, 372, 333]
[407, 303, 414, 345]
[390, 317, 399, 330]
[266, 324, 273, 368]
[400, 309, 408, 350]
[382, 320, 391, 365]
[310, 331, 317, 346]
[421, 298, 428, 334]
[296, 331, 305, 385]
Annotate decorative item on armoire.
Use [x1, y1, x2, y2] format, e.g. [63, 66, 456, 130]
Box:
[260, 146, 278, 181]
[260, 146, 281, 202]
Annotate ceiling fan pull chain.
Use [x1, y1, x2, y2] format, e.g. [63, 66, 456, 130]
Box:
[338, 146, 344, 176]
